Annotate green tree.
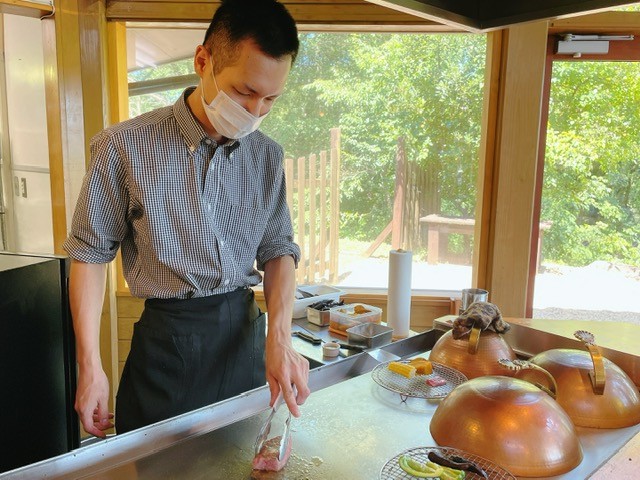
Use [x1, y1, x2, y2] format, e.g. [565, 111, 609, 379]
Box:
[543, 61, 640, 266]
[263, 33, 486, 239]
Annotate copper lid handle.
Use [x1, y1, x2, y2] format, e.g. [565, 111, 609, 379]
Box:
[468, 324, 481, 354]
[498, 359, 558, 399]
[574, 330, 606, 395]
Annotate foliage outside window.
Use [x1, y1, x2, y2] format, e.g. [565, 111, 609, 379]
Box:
[127, 32, 487, 292]
[263, 34, 484, 236]
[543, 61, 640, 267]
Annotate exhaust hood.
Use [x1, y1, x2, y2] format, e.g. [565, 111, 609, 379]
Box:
[365, 0, 640, 32]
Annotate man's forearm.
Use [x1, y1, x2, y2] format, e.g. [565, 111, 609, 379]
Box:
[263, 255, 296, 341]
[69, 260, 108, 368]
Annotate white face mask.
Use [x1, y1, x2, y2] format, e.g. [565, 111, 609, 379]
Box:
[200, 67, 266, 139]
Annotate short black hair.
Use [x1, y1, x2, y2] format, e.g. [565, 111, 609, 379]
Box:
[203, 0, 299, 73]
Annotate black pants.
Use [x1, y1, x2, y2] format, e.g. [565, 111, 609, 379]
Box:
[115, 288, 266, 434]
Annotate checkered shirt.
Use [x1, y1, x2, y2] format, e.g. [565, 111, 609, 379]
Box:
[63, 88, 300, 299]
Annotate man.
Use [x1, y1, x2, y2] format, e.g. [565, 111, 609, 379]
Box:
[63, 0, 310, 437]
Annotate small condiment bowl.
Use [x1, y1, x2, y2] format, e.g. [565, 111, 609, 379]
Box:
[322, 342, 340, 357]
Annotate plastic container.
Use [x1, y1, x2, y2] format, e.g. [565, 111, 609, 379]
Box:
[346, 323, 393, 349]
[329, 303, 382, 335]
[292, 285, 343, 319]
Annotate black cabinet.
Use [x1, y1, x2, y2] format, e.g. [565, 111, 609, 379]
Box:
[0, 253, 79, 473]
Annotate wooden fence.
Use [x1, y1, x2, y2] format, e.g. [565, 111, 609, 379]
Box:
[285, 128, 340, 285]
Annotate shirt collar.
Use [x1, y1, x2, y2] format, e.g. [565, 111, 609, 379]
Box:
[173, 87, 241, 152]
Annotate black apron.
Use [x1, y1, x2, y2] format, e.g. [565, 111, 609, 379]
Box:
[115, 287, 266, 433]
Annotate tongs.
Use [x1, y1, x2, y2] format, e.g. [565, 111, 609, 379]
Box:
[291, 331, 365, 351]
[254, 391, 292, 460]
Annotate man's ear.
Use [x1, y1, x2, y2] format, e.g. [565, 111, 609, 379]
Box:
[193, 45, 209, 77]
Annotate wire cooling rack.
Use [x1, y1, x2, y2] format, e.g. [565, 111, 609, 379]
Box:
[380, 446, 517, 480]
[371, 360, 467, 401]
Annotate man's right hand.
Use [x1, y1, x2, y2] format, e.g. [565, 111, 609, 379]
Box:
[75, 366, 114, 437]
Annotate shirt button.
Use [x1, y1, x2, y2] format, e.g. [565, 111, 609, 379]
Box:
[205, 138, 212, 145]
[207, 204, 212, 211]
[229, 153, 233, 160]
[224, 279, 230, 285]
[220, 241, 225, 247]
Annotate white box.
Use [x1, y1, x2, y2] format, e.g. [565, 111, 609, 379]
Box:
[556, 40, 609, 55]
[292, 285, 343, 319]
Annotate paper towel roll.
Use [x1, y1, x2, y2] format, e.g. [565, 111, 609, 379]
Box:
[387, 249, 412, 339]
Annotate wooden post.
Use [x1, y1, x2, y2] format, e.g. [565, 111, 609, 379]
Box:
[41, 17, 65, 255]
[319, 150, 328, 280]
[391, 137, 406, 250]
[329, 128, 340, 283]
[406, 161, 418, 250]
[308, 153, 317, 283]
[480, 23, 548, 317]
[285, 157, 294, 224]
[297, 156, 306, 285]
[427, 224, 440, 264]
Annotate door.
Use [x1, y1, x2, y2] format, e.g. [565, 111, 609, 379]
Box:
[529, 32, 640, 323]
[0, 14, 10, 251]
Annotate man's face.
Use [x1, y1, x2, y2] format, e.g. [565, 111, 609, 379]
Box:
[201, 38, 292, 118]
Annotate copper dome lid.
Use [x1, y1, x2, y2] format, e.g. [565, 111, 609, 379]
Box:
[521, 330, 640, 429]
[429, 326, 517, 379]
[429, 361, 583, 477]
[430, 303, 517, 379]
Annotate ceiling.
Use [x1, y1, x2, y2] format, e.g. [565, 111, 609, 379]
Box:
[127, 27, 206, 71]
[364, 0, 640, 31]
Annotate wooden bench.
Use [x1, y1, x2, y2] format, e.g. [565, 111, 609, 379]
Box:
[420, 214, 551, 271]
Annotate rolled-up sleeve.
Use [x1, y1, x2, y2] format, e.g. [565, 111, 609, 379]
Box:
[63, 130, 129, 264]
[255, 169, 300, 271]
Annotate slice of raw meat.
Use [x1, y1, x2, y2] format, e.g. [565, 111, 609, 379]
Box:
[252, 435, 292, 472]
[426, 375, 447, 387]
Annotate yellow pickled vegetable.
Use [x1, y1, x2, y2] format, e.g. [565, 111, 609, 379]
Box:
[388, 362, 416, 378]
[409, 358, 433, 375]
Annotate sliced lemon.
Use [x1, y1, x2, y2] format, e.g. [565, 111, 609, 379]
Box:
[398, 455, 443, 478]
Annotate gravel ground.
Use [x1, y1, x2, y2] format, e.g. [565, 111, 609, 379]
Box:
[532, 307, 640, 325]
[533, 261, 640, 325]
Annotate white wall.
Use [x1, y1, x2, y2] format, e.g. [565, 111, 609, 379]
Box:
[3, 14, 53, 254]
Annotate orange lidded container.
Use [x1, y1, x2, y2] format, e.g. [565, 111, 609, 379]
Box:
[328, 303, 382, 336]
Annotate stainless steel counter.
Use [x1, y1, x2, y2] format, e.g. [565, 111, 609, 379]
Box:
[2, 322, 640, 480]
